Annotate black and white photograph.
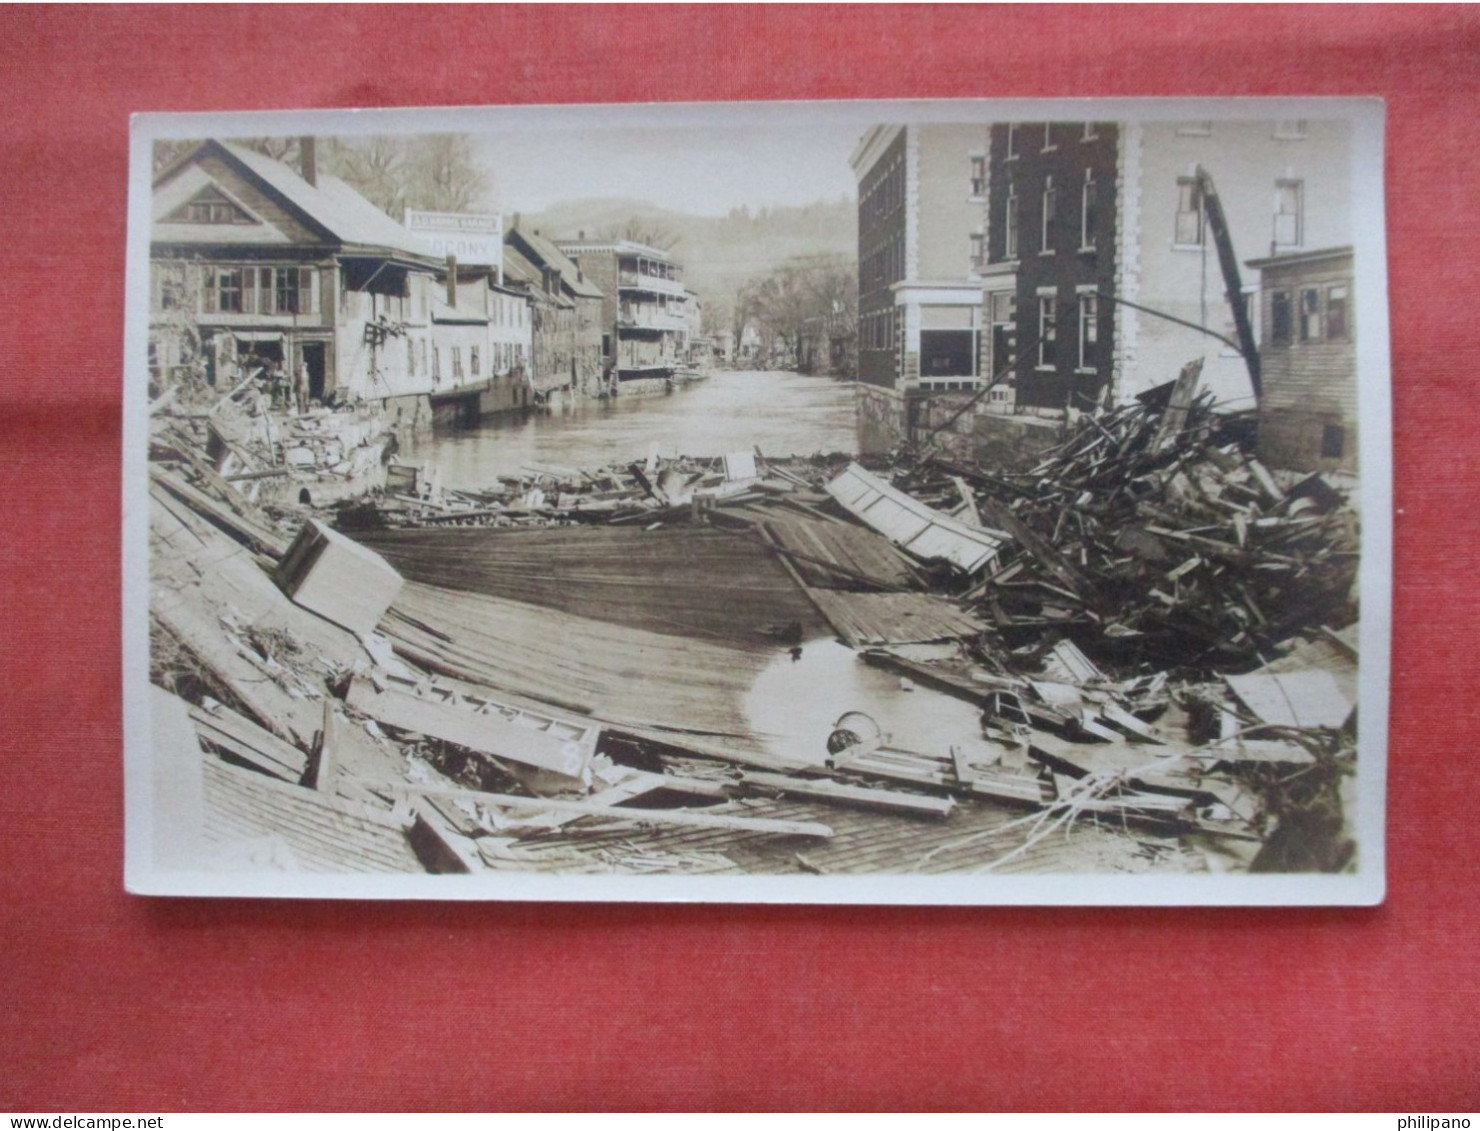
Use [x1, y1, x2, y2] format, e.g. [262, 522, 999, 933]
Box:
[123, 99, 1389, 903]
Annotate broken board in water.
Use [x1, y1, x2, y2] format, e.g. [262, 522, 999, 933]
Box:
[276, 520, 404, 637]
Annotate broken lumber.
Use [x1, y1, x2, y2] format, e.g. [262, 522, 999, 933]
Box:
[188, 700, 309, 783]
[739, 771, 956, 819]
[383, 782, 835, 838]
[345, 674, 597, 781]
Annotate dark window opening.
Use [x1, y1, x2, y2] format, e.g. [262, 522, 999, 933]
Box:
[1175, 178, 1204, 246]
[1038, 296, 1057, 368]
[1327, 285, 1349, 339]
[1300, 287, 1322, 341]
[920, 330, 976, 378]
[1322, 424, 1345, 459]
[1270, 291, 1293, 345]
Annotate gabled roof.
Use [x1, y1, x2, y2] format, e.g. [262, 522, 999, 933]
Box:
[507, 227, 604, 300]
[153, 140, 440, 264]
[502, 245, 575, 308]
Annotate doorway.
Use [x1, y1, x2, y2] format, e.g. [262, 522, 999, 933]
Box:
[300, 341, 328, 402]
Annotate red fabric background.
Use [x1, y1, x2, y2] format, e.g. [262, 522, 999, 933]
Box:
[0, 4, 1475, 1112]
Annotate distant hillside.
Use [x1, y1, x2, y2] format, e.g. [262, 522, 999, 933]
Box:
[519, 196, 857, 324]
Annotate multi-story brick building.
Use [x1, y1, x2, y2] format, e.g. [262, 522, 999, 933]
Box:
[977, 116, 1353, 418]
[556, 237, 690, 391]
[850, 123, 992, 450]
[851, 124, 988, 393]
[980, 121, 1120, 415]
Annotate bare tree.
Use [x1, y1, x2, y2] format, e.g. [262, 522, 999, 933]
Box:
[324, 136, 410, 218]
[406, 134, 494, 213]
[735, 253, 857, 367]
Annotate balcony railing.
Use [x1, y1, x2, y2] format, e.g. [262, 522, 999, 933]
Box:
[618, 308, 687, 332]
[618, 271, 686, 296]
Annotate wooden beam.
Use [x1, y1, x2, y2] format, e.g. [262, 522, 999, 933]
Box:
[188, 701, 308, 783]
[740, 771, 955, 819]
[380, 782, 834, 838]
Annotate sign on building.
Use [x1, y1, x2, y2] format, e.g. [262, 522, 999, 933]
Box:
[404, 210, 503, 268]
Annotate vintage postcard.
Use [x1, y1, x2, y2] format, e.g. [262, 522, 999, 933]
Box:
[123, 98, 1390, 903]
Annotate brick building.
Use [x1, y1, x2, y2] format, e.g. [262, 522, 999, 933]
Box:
[556, 237, 690, 390]
[851, 124, 987, 393]
[980, 121, 1120, 414]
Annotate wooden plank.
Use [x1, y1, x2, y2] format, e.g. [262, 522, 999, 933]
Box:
[150, 466, 289, 558]
[345, 675, 595, 781]
[949, 476, 983, 528]
[382, 782, 835, 838]
[188, 701, 309, 782]
[308, 699, 341, 792]
[741, 770, 955, 818]
[1150, 359, 1204, 454]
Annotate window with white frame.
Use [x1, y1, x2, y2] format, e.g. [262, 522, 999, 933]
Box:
[1326, 284, 1350, 339]
[1175, 177, 1204, 246]
[1078, 292, 1099, 369]
[1004, 179, 1019, 259]
[1042, 122, 1055, 152]
[471, 345, 480, 376]
[1006, 123, 1019, 160]
[1274, 180, 1304, 249]
[970, 230, 986, 270]
[1038, 295, 1057, 368]
[1270, 290, 1293, 345]
[202, 266, 245, 313]
[1299, 287, 1322, 341]
[969, 154, 986, 199]
[1081, 170, 1098, 250]
[1041, 175, 1057, 253]
[989, 291, 1016, 377]
[262, 266, 314, 315]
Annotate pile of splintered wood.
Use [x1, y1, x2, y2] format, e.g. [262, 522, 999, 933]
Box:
[895, 384, 1360, 672]
[351, 451, 854, 531]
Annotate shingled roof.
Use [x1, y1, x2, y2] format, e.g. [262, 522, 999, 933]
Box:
[153, 139, 440, 264]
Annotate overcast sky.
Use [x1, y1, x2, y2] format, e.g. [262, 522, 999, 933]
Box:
[472, 123, 862, 216]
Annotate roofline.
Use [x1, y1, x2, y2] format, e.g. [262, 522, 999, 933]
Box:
[160, 139, 343, 248]
[556, 238, 677, 261]
[849, 125, 905, 180]
[1245, 245, 1355, 271]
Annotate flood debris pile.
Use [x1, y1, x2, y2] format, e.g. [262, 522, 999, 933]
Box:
[151, 368, 397, 526]
[344, 450, 855, 531]
[145, 362, 1360, 878]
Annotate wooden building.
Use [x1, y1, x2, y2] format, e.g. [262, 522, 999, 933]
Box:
[1247, 246, 1357, 473]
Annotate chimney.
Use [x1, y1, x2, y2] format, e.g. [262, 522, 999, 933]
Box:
[446, 255, 458, 307]
[300, 137, 317, 187]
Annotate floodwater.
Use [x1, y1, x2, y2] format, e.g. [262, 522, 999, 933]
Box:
[401, 368, 996, 779]
[401, 369, 860, 489]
